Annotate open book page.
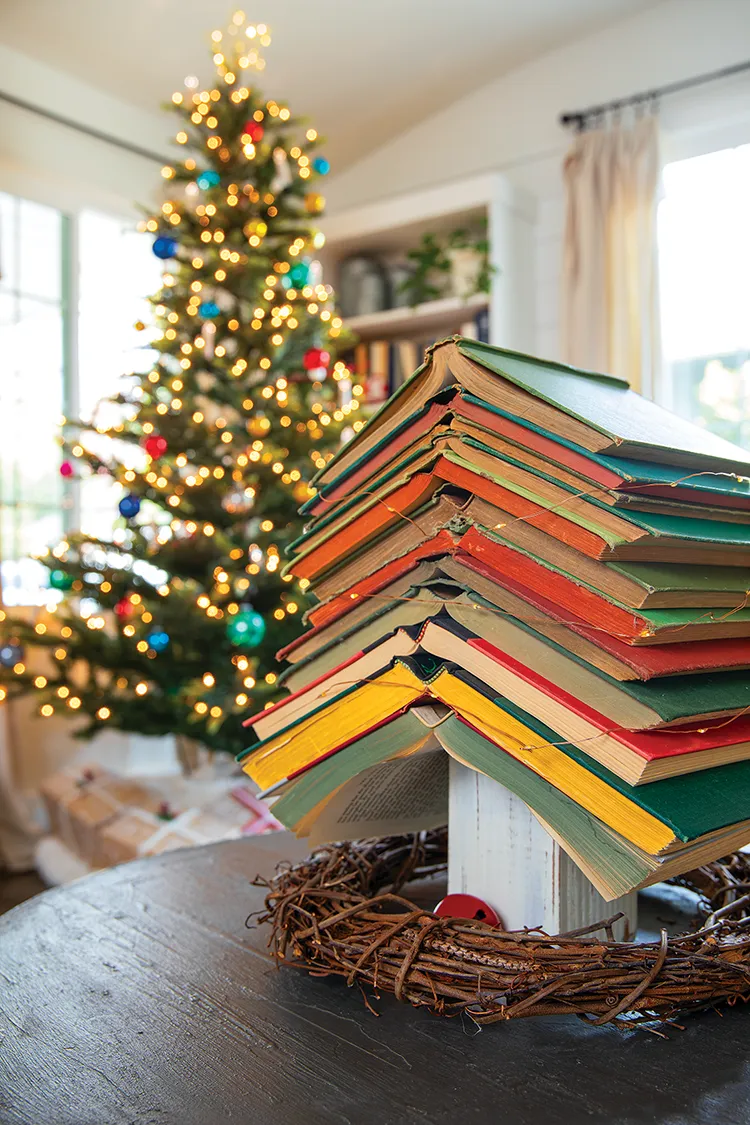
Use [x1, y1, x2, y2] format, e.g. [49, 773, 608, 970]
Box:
[305, 747, 448, 845]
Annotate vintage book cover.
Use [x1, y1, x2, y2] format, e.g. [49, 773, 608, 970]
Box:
[312, 339, 750, 487]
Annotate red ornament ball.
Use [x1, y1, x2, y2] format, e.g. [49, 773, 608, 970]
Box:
[243, 120, 264, 143]
[59, 461, 74, 478]
[114, 597, 134, 619]
[143, 434, 168, 459]
[302, 348, 330, 371]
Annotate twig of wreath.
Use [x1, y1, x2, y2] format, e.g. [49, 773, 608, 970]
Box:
[252, 829, 750, 1030]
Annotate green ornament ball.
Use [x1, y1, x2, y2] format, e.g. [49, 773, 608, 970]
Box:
[49, 569, 74, 591]
[226, 608, 266, 648]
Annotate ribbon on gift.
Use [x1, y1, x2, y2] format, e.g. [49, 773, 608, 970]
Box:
[230, 784, 283, 835]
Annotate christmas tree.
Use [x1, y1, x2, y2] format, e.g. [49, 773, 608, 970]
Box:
[0, 13, 362, 756]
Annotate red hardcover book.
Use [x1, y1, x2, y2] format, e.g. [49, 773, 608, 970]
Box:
[307, 400, 452, 515]
[294, 456, 616, 584]
[305, 531, 455, 630]
[455, 549, 750, 679]
[301, 529, 750, 678]
[467, 635, 750, 763]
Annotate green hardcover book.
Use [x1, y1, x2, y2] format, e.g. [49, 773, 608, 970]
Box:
[271, 703, 750, 900]
[432, 715, 749, 900]
[459, 339, 750, 470]
[452, 665, 750, 843]
[313, 338, 750, 488]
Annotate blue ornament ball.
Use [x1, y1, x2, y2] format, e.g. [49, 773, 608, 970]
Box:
[226, 608, 266, 648]
[152, 235, 179, 260]
[198, 300, 220, 319]
[0, 643, 23, 668]
[313, 157, 330, 175]
[196, 170, 221, 190]
[147, 629, 170, 653]
[288, 261, 310, 288]
[118, 494, 141, 519]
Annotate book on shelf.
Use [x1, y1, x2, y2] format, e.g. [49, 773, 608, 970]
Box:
[347, 307, 490, 410]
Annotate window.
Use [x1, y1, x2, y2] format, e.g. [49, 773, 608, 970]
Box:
[658, 143, 750, 447]
[0, 195, 160, 605]
[0, 194, 66, 605]
[77, 212, 160, 543]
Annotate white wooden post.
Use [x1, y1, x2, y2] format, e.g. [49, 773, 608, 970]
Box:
[447, 178, 638, 940]
[448, 764, 637, 938]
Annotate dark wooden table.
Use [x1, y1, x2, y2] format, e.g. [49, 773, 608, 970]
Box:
[1, 836, 749, 1125]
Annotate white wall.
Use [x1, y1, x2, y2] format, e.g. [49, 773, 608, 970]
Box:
[0, 43, 168, 217]
[326, 0, 750, 359]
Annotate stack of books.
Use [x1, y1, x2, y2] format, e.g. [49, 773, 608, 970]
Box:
[239, 338, 750, 900]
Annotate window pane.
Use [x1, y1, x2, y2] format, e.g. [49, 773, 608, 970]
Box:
[0, 296, 64, 509]
[17, 197, 62, 302]
[78, 211, 160, 419]
[77, 211, 159, 548]
[0, 194, 65, 606]
[0, 194, 18, 294]
[659, 144, 750, 444]
[0, 201, 160, 605]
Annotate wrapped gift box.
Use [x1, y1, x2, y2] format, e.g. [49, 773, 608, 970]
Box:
[98, 809, 166, 868]
[101, 808, 207, 864]
[39, 767, 282, 874]
[139, 812, 220, 856]
[68, 779, 165, 867]
[39, 764, 114, 841]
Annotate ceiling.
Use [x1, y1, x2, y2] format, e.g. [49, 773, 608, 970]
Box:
[0, 0, 656, 170]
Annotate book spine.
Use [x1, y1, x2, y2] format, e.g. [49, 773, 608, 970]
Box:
[475, 306, 490, 343]
[365, 341, 390, 410]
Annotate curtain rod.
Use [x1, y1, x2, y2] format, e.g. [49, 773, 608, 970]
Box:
[559, 57, 750, 130]
[0, 88, 168, 164]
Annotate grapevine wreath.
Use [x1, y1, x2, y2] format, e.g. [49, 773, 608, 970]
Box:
[253, 830, 750, 1029]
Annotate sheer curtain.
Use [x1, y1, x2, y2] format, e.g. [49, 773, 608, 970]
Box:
[561, 115, 662, 395]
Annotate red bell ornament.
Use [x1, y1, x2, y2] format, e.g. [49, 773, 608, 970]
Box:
[143, 435, 168, 459]
[243, 120, 265, 144]
[302, 348, 330, 371]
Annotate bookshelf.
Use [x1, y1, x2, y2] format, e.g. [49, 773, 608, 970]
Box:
[320, 171, 537, 370]
[323, 174, 539, 414]
[343, 293, 488, 341]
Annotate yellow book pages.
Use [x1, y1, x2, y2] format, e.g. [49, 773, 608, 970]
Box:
[242, 664, 425, 790]
[430, 671, 674, 855]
